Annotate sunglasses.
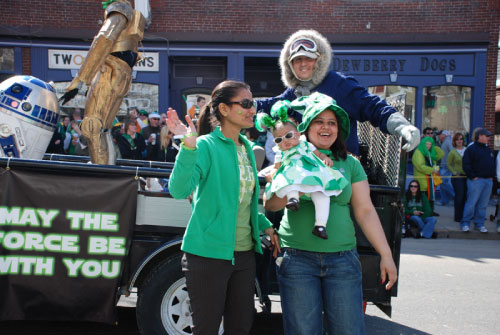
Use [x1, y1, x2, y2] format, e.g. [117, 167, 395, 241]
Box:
[226, 99, 256, 110]
[150, 118, 160, 120]
[410, 185, 419, 188]
[290, 38, 318, 54]
[274, 131, 296, 144]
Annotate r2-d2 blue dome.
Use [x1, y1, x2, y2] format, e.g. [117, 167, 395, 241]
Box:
[0, 75, 60, 159]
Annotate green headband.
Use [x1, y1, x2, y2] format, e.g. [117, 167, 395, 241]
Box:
[255, 100, 292, 132]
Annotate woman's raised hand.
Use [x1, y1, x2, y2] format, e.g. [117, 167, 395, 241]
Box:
[166, 108, 197, 148]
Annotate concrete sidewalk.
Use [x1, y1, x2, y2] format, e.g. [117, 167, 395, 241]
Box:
[429, 203, 500, 240]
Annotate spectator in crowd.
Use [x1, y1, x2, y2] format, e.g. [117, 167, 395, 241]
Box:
[69, 120, 89, 156]
[46, 125, 65, 154]
[467, 127, 482, 147]
[461, 128, 495, 233]
[255, 29, 420, 155]
[188, 95, 206, 119]
[137, 109, 149, 129]
[160, 111, 167, 127]
[72, 108, 83, 124]
[158, 126, 178, 163]
[167, 80, 278, 335]
[118, 120, 146, 160]
[142, 112, 162, 161]
[422, 127, 434, 138]
[412, 137, 444, 215]
[57, 115, 72, 153]
[404, 180, 437, 239]
[110, 123, 123, 159]
[264, 92, 397, 335]
[436, 130, 455, 206]
[447, 132, 467, 222]
[129, 107, 142, 133]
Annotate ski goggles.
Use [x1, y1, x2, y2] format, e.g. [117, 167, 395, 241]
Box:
[226, 99, 256, 110]
[274, 131, 296, 144]
[290, 38, 318, 54]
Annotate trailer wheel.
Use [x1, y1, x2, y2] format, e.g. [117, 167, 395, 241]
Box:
[136, 253, 223, 335]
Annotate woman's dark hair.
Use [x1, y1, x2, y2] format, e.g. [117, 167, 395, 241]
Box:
[245, 126, 261, 141]
[406, 179, 421, 202]
[452, 132, 464, 148]
[303, 111, 348, 160]
[197, 80, 251, 136]
[124, 119, 136, 133]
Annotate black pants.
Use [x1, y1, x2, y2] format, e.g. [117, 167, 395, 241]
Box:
[182, 251, 256, 335]
[451, 177, 467, 222]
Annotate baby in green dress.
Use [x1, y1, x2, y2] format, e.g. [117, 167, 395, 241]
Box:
[256, 101, 348, 239]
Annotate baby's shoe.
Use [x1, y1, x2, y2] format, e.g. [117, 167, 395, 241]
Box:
[312, 226, 328, 239]
[286, 198, 300, 211]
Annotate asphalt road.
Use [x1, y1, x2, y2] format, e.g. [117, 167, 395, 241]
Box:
[1, 238, 499, 335]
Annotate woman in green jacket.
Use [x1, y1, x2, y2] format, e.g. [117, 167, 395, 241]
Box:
[447, 132, 467, 222]
[404, 180, 437, 238]
[167, 80, 278, 335]
[412, 136, 443, 211]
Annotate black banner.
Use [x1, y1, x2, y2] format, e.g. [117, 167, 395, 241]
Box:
[0, 167, 137, 324]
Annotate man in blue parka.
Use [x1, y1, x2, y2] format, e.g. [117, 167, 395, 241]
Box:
[256, 29, 420, 155]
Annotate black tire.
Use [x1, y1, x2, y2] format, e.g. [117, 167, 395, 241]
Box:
[136, 253, 191, 335]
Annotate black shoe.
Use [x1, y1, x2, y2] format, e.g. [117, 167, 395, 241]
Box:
[431, 232, 438, 239]
[413, 233, 422, 239]
[432, 211, 440, 217]
[312, 226, 328, 239]
[286, 198, 300, 211]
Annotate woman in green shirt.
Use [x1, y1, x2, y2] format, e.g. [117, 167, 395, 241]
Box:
[447, 132, 467, 222]
[264, 93, 397, 335]
[167, 80, 278, 335]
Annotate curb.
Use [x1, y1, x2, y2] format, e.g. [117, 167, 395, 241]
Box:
[434, 230, 500, 240]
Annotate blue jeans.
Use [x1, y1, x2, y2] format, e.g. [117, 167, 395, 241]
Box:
[277, 248, 365, 335]
[461, 178, 492, 229]
[409, 215, 437, 238]
[439, 167, 455, 205]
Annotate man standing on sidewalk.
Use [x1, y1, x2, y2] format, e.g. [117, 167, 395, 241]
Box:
[461, 128, 495, 233]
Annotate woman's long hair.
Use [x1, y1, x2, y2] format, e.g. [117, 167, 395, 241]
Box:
[196, 80, 251, 136]
[406, 179, 421, 202]
[160, 126, 170, 151]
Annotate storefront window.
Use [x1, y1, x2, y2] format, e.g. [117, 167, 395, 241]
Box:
[182, 90, 210, 120]
[368, 85, 416, 123]
[53, 82, 159, 120]
[422, 86, 471, 137]
[0, 48, 14, 71]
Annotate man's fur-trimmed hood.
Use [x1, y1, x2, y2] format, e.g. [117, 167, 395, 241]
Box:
[280, 29, 332, 89]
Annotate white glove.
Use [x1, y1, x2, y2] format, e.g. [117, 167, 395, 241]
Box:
[386, 113, 420, 152]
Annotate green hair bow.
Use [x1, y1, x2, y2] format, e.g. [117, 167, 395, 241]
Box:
[255, 100, 291, 132]
[102, 0, 116, 9]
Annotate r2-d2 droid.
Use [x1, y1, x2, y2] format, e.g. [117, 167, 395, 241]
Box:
[0, 75, 60, 159]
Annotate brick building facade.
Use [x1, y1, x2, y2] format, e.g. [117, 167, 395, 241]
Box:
[1, 0, 499, 141]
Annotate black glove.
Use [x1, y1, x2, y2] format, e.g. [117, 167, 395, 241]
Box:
[59, 88, 79, 105]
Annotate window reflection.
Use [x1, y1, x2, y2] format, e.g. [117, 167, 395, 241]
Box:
[53, 82, 159, 119]
[423, 86, 470, 137]
[368, 85, 416, 123]
[0, 48, 14, 71]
